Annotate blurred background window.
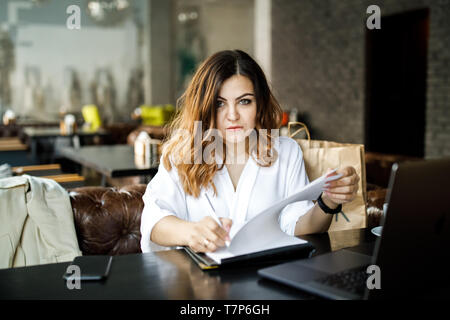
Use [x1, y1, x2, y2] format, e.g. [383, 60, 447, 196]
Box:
[173, 0, 254, 101]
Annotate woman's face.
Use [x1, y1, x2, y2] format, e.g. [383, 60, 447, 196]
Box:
[215, 75, 257, 146]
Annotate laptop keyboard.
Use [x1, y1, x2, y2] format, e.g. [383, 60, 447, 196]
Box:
[315, 265, 369, 296]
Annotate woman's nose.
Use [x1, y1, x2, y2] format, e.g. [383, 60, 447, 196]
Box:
[227, 105, 239, 121]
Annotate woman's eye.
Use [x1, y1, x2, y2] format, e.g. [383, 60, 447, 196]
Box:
[216, 100, 225, 108]
[240, 99, 252, 105]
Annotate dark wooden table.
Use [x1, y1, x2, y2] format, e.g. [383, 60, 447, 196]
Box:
[23, 127, 110, 164]
[0, 228, 377, 300]
[59, 145, 159, 186]
[0, 137, 32, 166]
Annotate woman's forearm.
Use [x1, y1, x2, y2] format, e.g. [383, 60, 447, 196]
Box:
[150, 215, 191, 247]
[294, 200, 335, 236]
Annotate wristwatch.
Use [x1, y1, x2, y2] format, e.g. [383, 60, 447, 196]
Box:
[317, 193, 350, 222]
[317, 193, 342, 215]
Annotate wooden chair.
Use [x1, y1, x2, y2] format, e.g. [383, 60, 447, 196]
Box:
[0, 137, 33, 167]
[0, 137, 27, 151]
[12, 163, 85, 189]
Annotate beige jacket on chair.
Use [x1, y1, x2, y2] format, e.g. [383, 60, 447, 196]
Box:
[0, 175, 82, 269]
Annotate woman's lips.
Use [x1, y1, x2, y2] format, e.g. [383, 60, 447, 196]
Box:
[227, 126, 243, 130]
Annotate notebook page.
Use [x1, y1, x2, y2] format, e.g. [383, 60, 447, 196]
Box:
[206, 172, 341, 263]
[226, 172, 340, 255]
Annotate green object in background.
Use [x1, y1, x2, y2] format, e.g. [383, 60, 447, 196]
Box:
[140, 104, 175, 126]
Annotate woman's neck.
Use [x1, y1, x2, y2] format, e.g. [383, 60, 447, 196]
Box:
[226, 147, 246, 165]
[225, 138, 253, 165]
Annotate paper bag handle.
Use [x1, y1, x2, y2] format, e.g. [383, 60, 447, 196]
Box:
[288, 122, 311, 141]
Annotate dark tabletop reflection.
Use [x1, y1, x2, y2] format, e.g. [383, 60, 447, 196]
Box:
[155, 250, 230, 299]
[152, 229, 377, 299]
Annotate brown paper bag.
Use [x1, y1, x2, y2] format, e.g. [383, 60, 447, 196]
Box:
[288, 122, 367, 231]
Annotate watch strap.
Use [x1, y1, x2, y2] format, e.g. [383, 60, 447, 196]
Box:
[317, 193, 342, 215]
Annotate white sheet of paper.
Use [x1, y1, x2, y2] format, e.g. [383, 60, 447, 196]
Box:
[206, 171, 342, 263]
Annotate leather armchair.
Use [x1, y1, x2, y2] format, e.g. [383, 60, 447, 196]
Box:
[69, 184, 146, 255]
[68, 183, 386, 256]
[366, 184, 387, 230]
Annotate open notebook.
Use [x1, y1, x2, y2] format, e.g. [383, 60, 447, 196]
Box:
[184, 171, 341, 269]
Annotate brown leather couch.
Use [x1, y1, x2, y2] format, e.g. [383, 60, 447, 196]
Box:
[365, 152, 422, 188]
[69, 184, 146, 255]
[68, 183, 386, 256]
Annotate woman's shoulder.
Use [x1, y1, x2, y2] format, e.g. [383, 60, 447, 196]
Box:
[271, 136, 303, 168]
[277, 136, 303, 156]
[150, 155, 181, 185]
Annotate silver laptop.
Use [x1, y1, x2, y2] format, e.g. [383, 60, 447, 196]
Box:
[258, 158, 450, 299]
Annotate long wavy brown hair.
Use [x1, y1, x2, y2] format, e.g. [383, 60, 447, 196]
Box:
[161, 50, 283, 198]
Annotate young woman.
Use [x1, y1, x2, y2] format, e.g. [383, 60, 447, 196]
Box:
[140, 50, 359, 253]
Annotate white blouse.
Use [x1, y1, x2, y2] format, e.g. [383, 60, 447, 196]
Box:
[140, 136, 314, 252]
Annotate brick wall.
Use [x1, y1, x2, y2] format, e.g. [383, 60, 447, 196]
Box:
[272, 0, 450, 158]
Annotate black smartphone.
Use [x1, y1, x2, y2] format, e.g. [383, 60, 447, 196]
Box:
[63, 255, 113, 281]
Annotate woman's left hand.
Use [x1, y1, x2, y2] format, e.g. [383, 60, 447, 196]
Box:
[322, 166, 360, 206]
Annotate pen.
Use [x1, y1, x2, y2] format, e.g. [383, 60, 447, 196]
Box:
[205, 193, 230, 246]
[204, 193, 223, 226]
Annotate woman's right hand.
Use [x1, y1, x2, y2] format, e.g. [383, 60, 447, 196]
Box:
[186, 217, 232, 253]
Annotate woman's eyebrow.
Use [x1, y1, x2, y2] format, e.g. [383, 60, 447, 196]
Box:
[217, 93, 255, 101]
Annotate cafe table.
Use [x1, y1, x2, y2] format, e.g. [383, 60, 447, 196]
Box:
[23, 127, 110, 164]
[0, 228, 376, 301]
[59, 144, 159, 186]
